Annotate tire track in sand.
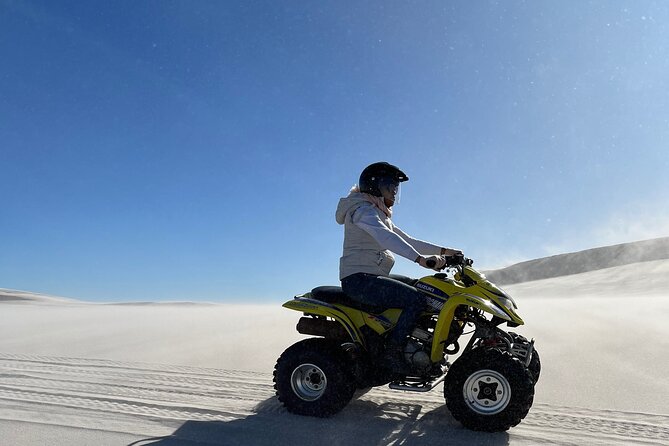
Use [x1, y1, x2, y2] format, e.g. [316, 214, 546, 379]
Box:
[1, 354, 667, 444]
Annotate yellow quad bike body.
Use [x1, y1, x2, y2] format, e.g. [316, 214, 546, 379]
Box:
[273, 257, 539, 432]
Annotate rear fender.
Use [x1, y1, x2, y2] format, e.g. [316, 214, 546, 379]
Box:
[283, 296, 364, 344]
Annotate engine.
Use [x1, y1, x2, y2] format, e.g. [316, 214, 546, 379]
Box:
[404, 326, 433, 371]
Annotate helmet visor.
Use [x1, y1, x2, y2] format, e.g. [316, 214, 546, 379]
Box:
[379, 177, 401, 206]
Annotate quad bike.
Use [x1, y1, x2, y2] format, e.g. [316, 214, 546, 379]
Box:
[273, 256, 539, 432]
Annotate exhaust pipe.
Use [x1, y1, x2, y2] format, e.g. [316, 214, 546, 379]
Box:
[296, 317, 349, 339]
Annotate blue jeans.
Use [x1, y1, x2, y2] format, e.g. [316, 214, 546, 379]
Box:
[341, 273, 427, 347]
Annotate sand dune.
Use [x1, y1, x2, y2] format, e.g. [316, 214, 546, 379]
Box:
[485, 236, 669, 285]
[0, 289, 76, 304]
[1, 240, 669, 445]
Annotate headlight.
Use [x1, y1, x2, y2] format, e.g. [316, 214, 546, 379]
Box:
[497, 295, 514, 310]
[496, 290, 517, 310]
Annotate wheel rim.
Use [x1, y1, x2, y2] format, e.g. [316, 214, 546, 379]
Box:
[290, 363, 327, 401]
[463, 369, 512, 415]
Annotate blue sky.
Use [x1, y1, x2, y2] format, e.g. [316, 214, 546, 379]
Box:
[2, 1, 669, 302]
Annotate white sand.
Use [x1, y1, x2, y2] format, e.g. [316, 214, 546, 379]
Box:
[1, 258, 669, 445]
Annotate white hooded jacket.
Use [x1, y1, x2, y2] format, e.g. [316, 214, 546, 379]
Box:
[335, 192, 443, 280]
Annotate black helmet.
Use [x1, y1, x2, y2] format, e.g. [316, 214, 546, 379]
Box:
[358, 162, 409, 197]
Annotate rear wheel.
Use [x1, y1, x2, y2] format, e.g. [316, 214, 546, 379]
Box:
[444, 348, 534, 432]
[274, 338, 356, 417]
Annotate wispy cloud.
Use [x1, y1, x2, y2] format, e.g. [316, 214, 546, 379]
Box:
[477, 249, 537, 271]
[484, 201, 669, 270]
[591, 209, 669, 246]
[543, 202, 669, 258]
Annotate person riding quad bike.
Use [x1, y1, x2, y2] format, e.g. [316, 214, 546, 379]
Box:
[336, 161, 462, 374]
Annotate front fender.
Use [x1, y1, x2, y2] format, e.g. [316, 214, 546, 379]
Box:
[430, 293, 522, 362]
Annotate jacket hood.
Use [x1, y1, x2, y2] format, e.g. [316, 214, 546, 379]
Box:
[335, 192, 369, 225]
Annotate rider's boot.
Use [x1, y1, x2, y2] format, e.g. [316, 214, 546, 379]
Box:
[381, 342, 412, 376]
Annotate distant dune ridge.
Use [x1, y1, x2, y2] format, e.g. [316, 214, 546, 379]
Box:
[0, 288, 75, 303]
[484, 236, 669, 285]
[3, 237, 668, 304]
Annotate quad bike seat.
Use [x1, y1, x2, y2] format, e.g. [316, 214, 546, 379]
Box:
[310, 286, 388, 314]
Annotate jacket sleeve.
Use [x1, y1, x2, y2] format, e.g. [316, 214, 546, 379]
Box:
[392, 225, 443, 255]
[352, 206, 421, 261]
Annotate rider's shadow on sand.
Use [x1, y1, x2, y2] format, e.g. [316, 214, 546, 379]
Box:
[129, 393, 510, 446]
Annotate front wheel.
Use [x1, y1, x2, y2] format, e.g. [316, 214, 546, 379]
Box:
[444, 348, 535, 432]
[274, 338, 356, 417]
[509, 332, 541, 383]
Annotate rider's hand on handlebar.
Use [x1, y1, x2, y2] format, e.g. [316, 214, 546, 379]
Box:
[418, 255, 447, 271]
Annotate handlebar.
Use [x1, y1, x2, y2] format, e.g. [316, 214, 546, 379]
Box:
[426, 255, 473, 269]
